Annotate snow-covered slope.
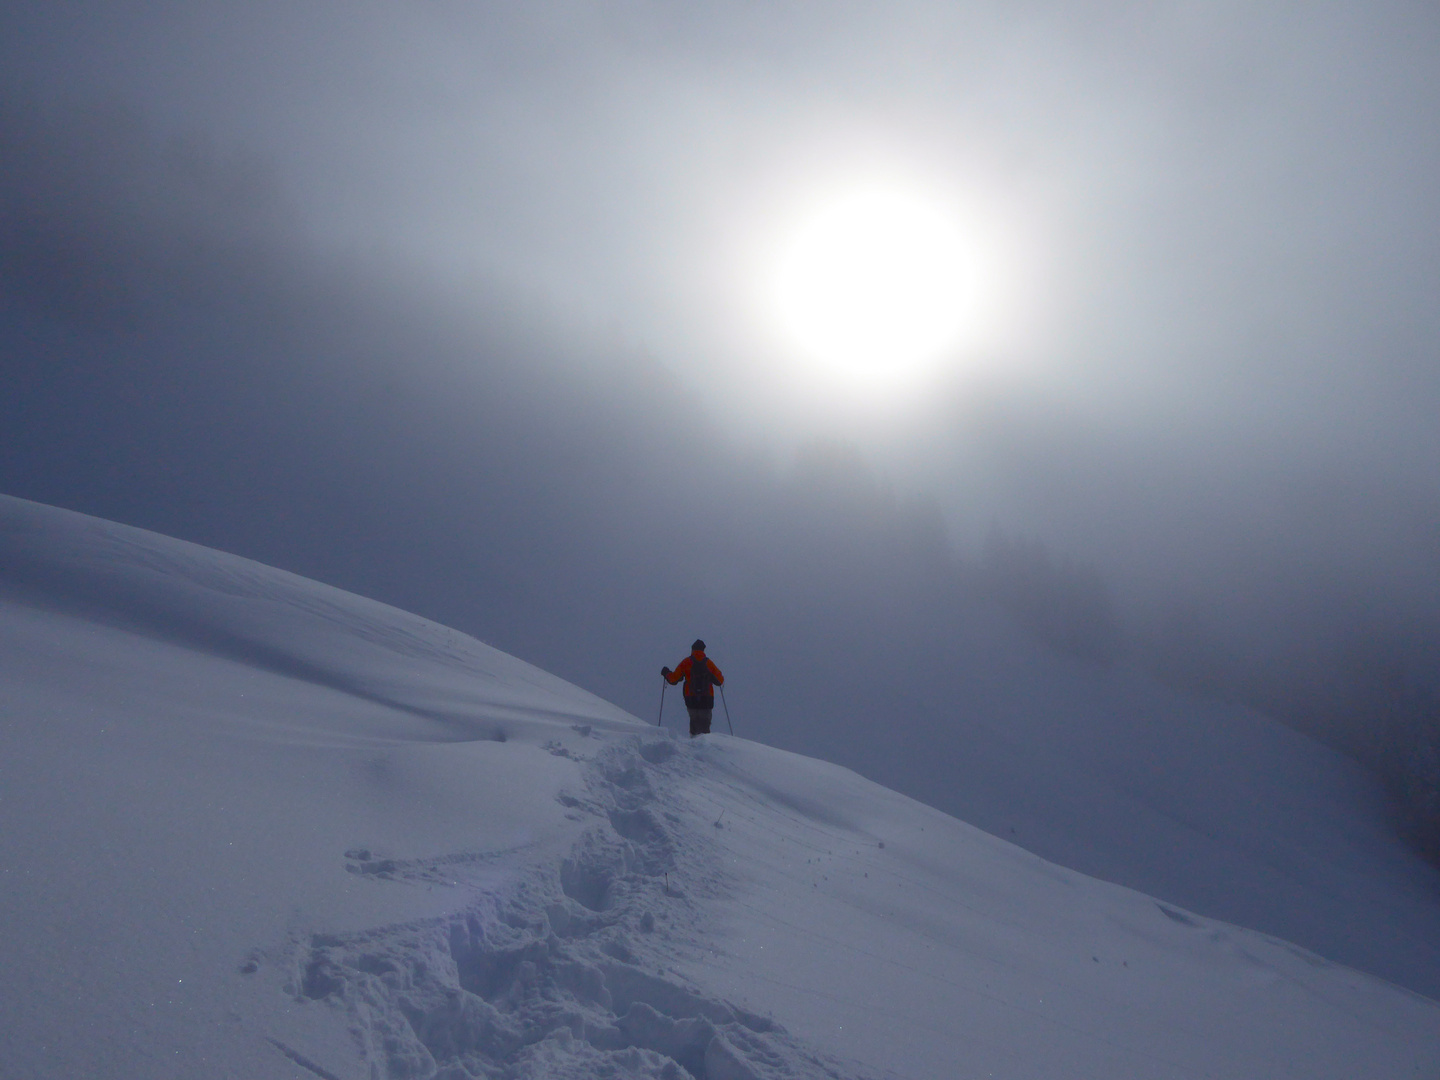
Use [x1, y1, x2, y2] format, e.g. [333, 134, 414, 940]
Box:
[741, 599, 1440, 1005]
[817, 638, 1440, 1005]
[1, 494, 1437, 1079]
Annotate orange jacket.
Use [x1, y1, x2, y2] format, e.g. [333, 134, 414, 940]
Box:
[666, 650, 723, 704]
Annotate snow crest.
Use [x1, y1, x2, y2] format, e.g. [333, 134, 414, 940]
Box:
[265, 737, 876, 1080]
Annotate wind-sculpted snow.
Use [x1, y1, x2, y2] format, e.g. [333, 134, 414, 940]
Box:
[1, 494, 1439, 1078]
[262, 739, 873, 1080]
[0, 494, 636, 744]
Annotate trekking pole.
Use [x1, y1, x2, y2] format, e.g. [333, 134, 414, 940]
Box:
[720, 684, 734, 735]
[657, 680, 667, 727]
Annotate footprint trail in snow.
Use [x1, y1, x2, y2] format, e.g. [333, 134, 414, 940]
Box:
[267, 731, 878, 1080]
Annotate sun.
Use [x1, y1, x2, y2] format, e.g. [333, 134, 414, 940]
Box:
[771, 187, 971, 380]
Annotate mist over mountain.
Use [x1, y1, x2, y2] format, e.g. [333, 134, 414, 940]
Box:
[3, 3, 1440, 875]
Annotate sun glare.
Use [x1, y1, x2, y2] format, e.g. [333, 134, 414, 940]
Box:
[771, 188, 971, 382]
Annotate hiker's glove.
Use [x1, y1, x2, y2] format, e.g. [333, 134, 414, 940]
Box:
[661, 666, 672, 678]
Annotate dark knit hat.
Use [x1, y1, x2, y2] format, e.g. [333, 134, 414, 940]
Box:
[692, 639, 706, 651]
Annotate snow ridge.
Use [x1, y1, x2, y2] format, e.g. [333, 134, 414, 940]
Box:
[264, 735, 876, 1080]
[5, 494, 1439, 1078]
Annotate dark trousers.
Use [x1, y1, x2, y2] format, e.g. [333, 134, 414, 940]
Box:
[686, 706, 712, 737]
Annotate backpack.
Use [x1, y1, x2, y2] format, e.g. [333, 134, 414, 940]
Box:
[687, 656, 714, 701]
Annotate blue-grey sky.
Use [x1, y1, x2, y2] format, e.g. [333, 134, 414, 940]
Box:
[2, 2, 1439, 817]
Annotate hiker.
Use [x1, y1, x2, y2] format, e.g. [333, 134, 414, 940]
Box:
[662, 640, 724, 737]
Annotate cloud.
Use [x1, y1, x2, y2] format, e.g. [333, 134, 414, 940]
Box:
[2, 3, 1440, 850]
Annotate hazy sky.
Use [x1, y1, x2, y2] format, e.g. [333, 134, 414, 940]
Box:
[2, 2, 1438, 773]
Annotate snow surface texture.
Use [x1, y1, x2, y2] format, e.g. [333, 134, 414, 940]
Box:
[1, 494, 1438, 1079]
[738, 594, 1440, 1004]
